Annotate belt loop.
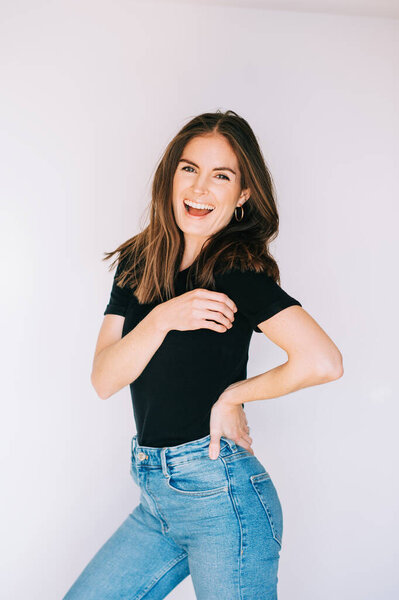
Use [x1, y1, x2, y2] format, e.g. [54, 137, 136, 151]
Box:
[223, 437, 237, 453]
[161, 448, 170, 479]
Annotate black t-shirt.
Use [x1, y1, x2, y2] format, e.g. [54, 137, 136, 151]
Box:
[103, 262, 302, 447]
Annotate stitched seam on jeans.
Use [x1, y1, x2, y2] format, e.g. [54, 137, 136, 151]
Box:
[223, 450, 250, 463]
[250, 477, 282, 547]
[166, 477, 229, 496]
[133, 551, 188, 600]
[220, 456, 244, 600]
[167, 442, 229, 467]
[144, 475, 170, 532]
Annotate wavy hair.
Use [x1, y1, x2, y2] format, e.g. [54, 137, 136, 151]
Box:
[103, 109, 282, 304]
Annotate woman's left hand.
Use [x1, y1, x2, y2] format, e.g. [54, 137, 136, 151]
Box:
[208, 393, 253, 460]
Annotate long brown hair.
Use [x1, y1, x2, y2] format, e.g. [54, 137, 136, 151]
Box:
[103, 109, 282, 304]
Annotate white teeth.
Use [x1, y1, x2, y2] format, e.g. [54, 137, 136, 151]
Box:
[184, 199, 215, 211]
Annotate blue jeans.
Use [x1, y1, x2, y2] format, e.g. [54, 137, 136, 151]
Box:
[63, 433, 283, 599]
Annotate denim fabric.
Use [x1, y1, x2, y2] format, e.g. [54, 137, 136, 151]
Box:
[63, 433, 283, 599]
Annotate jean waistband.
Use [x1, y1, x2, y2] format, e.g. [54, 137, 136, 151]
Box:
[131, 433, 238, 468]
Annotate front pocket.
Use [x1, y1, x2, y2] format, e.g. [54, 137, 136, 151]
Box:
[250, 471, 283, 547]
[166, 456, 229, 497]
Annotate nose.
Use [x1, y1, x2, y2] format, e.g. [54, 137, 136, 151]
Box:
[192, 174, 209, 194]
[192, 184, 207, 194]
[192, 192, 208, 200]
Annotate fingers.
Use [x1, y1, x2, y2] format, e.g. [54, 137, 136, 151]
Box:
[240, 433, 253, 445]
[237, 439, 255, 455]
[198, 318, 231, 333]
[236, 433, 254, 455]
[209, 433, 221, 460]
[191, 291, 237, 331]
[193, 289, 238, 315]
[198, 306, 235, 329]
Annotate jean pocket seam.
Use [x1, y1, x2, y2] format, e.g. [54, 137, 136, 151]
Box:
[166, 477, 229, 497]
[250, 472, 282, 547]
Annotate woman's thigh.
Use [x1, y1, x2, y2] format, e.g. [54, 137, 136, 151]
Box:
[62, 502, 189, 600]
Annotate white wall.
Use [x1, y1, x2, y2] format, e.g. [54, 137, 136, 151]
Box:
[1, 1, 397, 598]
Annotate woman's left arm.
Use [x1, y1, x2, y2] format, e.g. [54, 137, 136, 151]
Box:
[223, 304, 343, 406]
[208, 305, 343, 459]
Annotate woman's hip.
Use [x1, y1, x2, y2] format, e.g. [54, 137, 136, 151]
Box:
[130, 433, 284, 552]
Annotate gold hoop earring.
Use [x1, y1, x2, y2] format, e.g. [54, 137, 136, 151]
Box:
[234, 205, 244, 221]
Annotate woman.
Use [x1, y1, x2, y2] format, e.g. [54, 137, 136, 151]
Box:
[63, 110, 343, 599]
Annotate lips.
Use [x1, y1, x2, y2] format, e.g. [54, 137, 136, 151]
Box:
[183, 198, 214, 219]
[183, 198, 215, 218]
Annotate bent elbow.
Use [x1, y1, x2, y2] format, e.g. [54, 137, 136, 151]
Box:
[90, 371, 111, 400]
[317, 351, 344, 382]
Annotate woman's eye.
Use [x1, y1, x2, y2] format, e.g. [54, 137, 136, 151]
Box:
[181, 166, 229, 180]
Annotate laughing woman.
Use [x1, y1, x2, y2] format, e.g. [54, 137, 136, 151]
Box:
[63, 110, 343, 600]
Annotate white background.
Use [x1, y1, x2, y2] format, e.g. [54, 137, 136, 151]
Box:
[1, 1, 397, 598]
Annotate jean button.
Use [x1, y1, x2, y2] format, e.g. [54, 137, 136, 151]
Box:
[138, 452, 147, 461]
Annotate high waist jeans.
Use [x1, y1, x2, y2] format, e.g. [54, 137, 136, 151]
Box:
[63, 433, 283, 599]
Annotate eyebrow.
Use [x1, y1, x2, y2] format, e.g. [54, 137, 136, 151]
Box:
[178, 158, 236, 176]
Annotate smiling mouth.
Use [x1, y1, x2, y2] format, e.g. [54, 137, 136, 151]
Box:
[183, 199, 215, 217]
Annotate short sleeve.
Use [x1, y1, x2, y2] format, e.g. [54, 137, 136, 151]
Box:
[103, 258, 132, 317]
[220, 269, 302, 333]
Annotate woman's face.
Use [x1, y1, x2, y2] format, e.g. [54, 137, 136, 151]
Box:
[172, 133, 250, 243]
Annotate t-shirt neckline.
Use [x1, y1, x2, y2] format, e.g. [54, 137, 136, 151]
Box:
[177, 265, 191, 276]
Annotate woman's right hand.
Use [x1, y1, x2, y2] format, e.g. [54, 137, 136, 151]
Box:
[152, 288, 238, 334]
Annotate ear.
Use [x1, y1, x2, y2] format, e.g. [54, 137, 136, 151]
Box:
[240, 187, 251, 205]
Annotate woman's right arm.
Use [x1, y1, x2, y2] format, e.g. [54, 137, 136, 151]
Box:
[91, 289, 237, 400]
[90, 307, 168, 400]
